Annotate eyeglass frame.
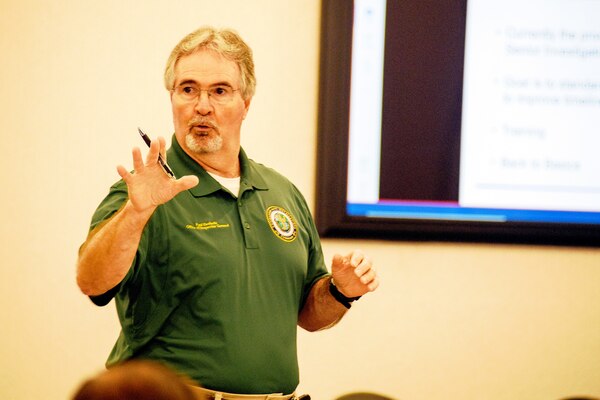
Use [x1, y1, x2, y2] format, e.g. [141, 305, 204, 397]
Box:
[170, 81, 241, 105]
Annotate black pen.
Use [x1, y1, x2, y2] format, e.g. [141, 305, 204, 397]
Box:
[137, 127, 176, 179]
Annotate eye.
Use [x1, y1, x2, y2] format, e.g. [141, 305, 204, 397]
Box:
[175, 84, 199, 99]
[181, 85, 198, 95]
[211, 86, 231, 97]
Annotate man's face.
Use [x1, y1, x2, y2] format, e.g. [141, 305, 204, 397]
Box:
[170, 49, 251, 158]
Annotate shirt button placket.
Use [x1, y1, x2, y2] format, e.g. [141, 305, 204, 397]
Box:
[238, 194, 258, 249]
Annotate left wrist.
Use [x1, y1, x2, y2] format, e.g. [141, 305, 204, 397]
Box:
[328, 277, 361, 309]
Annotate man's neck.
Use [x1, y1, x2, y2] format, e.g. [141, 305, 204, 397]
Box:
[190, 148, 240, 178]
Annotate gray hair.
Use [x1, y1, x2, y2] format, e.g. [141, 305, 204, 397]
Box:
[164, 26, 256, 100]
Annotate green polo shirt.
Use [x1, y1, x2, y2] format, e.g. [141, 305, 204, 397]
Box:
[88, 136, 328, 394]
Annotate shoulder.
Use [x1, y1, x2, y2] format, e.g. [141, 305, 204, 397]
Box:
[247, 159, 305, 197]
[247, 159, 317, 224]
[249, 159, 291, 181]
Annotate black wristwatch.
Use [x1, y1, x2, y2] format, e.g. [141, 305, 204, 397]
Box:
[328, 277, 361, 309]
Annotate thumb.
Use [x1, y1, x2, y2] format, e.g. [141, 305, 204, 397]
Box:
[174, 175, 199, 192]
[332, 253, 344, 265]
[332, 253, 350, 270]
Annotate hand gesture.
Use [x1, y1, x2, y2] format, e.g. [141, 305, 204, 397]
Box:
[116, 136, 199, 214]
[330, 250, 379, 298]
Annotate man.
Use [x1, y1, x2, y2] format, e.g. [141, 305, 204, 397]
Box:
[77, 26, 379, 399]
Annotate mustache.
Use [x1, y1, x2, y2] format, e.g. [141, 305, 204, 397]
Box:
[188, 118, 217, 130]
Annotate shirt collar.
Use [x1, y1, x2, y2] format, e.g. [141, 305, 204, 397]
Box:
[167, 135, 268, 197]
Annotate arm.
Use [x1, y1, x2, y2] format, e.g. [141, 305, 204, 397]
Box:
[76, 137, 198, 296]
[77, 201, 153, 296]
[298, 250, 379, 331]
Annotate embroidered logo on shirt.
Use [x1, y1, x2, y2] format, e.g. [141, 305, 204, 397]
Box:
[186, 221, 230, 231]
[266, 206, 297, 242]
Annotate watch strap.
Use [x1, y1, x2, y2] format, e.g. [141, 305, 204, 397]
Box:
[328, 277, 361, 309]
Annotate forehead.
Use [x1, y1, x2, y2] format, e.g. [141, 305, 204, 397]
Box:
[173, 49, 241, 86]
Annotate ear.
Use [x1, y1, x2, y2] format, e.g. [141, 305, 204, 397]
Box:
[242, 97, 252, 120]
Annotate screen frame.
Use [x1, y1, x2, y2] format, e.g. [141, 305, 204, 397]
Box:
[314, 0, 600, 247]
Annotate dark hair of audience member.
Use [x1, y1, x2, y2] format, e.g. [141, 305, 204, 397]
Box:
[72, 359, 201, 400]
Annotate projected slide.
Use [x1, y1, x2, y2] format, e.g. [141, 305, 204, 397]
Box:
[316, 0, 600, 243]
[459, 0, 600, 212]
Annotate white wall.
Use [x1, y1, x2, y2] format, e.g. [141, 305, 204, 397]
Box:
[0, 1, 599, 399]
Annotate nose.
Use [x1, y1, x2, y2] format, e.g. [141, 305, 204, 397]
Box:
[194, 90, 212, 115]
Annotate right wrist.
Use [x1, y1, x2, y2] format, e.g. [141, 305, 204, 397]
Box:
[122, 200, 156, 227]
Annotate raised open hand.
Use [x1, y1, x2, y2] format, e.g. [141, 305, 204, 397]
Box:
[116, 136, 199, 213]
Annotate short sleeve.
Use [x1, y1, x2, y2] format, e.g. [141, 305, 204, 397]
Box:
[84, 179, 132, 306]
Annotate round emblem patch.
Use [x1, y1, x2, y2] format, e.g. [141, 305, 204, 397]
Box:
[266, 206, 297, 242]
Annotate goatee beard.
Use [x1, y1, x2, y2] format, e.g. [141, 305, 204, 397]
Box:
[185, 132, 223, 155]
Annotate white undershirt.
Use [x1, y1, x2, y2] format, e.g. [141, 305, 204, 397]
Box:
[207, 171, 241, 198]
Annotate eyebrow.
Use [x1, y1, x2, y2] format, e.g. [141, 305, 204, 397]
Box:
[176, 79, 234, 88]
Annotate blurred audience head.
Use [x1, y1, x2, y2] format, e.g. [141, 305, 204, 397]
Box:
[335, 392, 396, 400]
[558, 397, 600, 400]
[72, 359, 200, 400]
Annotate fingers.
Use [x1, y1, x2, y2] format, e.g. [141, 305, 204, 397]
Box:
[347, 250, 379, 292]
[332, 250, 368, 273]
[349, 250, 366, 270]
[128, 136, 168, 175]
[145, 137, 161, 166]
[331, 250, 379, 298]
[114, 135, 199, 211]
[157, 136, 167, 160]
[116, 164, 131, 181]
[359, 268, 379, 291]
[122, 145, 157, 180]
[132, 147, 144, 171]
[117, 141, 171, 187]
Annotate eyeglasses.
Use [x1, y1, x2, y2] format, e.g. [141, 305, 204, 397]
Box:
[171, 83, 240, 105]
